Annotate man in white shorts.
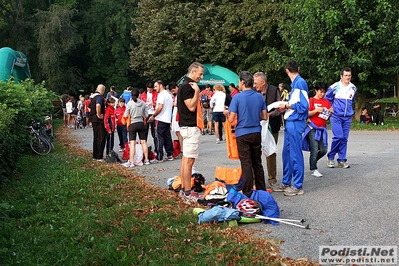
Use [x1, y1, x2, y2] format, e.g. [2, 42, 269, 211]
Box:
[176, 62, 204, 203]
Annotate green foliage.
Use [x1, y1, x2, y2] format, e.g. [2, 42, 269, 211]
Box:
[0, 80, 53, 179]
[81, 0, 138, 90]
[35, 4, 83, 94]
[275, 0, 399, 91]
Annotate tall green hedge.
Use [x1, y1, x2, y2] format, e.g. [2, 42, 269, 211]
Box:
[0, 80, 54, 180]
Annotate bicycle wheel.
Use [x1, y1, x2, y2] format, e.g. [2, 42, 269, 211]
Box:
[30, 136, 52, 155]
[39, 131, 54, 149]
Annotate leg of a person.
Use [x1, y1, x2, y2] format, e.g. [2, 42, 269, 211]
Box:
[328, 116, 344, 161]
[156, 121, 167, 160]
[317, 133, 328, 162]
[128, 124, 137, 162]
[201, 109, 207, 132]
[138, 123, 148, 160]
[181, 157, 195, 192]
[207, 109, 213, 133]
[219, 117, 225, 140]
[237, 134, 254, 197]
[282, 122, 293, 186]
[266, 131, 279, 184]
[337, 117, 352, 162]
[250, 132, 266, 192]
[308, 129, 318, 171]
[176, 131, 183, 152]
[110, 132, 114, 151]
[162, 123, 174, 157]
[214, 121, 220, 139]
[63, 109, 67, 126]
[105, 133, 110, 154]
[92, 122, 99, 159]
[117, 125, 123, 148]
[122, 125, 128, 148]
[144, 115, 151, 141]
[180, 127, 200, 191]
[99, 124, 107, 159]
[150, 120, 158, 155]
[290, 120, 306, 189]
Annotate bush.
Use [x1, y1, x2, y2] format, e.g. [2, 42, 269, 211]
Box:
[0, 80, 54, 180]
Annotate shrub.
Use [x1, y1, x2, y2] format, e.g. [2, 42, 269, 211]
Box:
[0, 80, 54, 180]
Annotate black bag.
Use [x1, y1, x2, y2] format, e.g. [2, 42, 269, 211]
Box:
[106, 150, 122, 163]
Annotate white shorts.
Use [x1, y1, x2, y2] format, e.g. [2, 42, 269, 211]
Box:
[180, 126, 201, 158]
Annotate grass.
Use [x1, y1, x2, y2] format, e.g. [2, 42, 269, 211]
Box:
[351, 116, 399, 131]
[0, 123, 314, 265]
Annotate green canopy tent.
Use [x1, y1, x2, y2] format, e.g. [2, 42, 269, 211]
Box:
[178, 64, 238, 90]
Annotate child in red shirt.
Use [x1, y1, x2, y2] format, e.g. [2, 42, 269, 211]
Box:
[115, 98, 128, 152]
[303, 82, 333, 177]
[104, 98, 116, 154]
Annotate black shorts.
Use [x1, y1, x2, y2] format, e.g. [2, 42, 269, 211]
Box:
[128, 122, 146, 141]
[213, 112, 226, 123]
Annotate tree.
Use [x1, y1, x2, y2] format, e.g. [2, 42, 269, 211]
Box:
[80, 0, 138, 91]
[35, 4, 82, 94]
[273, 0, 399, 98]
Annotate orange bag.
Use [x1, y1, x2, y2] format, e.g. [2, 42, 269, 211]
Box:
[122, 115, 131, 127]
[224, 116, 239, 160]
[196, 98, 204, 131]
[214, 166, 242, 185]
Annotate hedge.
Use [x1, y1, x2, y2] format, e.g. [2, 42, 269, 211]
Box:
[0, 80, 54, 181]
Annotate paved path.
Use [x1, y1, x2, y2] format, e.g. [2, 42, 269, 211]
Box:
[71, 127, 399, 263]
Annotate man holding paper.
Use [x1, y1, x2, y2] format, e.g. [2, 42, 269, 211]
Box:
[273, 60, 309, 196]
[253, 72, 283, 190]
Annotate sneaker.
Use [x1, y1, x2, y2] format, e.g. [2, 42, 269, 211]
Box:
[283, 186, 304, 196]
[134, 161, 143, 166]
[122, 161, 135, 167]
[119, 147, 123, 152]
[167, 155, 174, 161]
[381, 122, 384, 126]
[144, 160, 150, 165]
[209, 131, 214, 135]
[272, 183, 290, 192]
[150, 159, 164, 164]
[338, 161, 350, 168]
[311, 169, 323, 177]
[180, 190, 200, 204]
[327, 160, 335, 168]
[201, 131, 205, 135]
[95, 158, 104, 162]
[216, 139, 220, 144]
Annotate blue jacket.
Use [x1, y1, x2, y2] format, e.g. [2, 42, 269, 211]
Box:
[285, 75, 309, 122]
[325, 81, 356, 117]
[302, 121, 328, 151]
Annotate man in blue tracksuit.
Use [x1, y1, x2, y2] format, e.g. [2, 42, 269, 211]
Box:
[273, 60, 309, 196]
[325, 67, 356, 169]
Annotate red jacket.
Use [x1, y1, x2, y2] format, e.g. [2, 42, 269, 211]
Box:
[139, 90, 158, 110]
[104, 106, 116, 133]
[115, 106, 126, 126]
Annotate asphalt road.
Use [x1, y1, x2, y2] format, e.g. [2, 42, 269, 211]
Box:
[71, 127, 399, 263]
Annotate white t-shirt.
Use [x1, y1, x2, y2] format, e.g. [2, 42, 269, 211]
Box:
[155, 90, 173, 123]
[146, 92, 155, 115]
[66, 102, 73, 114]
[210, 91, 226, 112]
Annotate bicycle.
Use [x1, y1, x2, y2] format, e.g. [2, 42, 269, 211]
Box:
[384, 105, 399, 117]
[29, 121, 53, 155]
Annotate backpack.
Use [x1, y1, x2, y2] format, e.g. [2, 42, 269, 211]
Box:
[200, 92, 210, 108]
